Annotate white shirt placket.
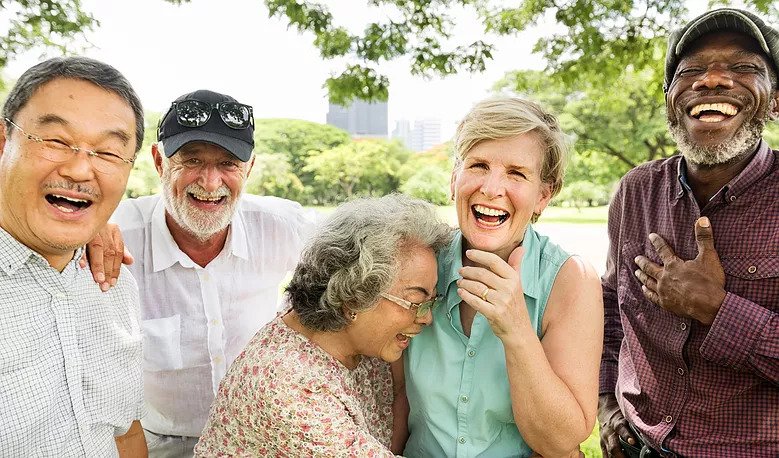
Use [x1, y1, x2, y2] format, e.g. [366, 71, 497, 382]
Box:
[197, 266, 227, 395]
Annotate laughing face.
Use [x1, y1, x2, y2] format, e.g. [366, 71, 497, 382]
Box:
[452, 133, 552, 261]
[348, 242, 438, 363]
[0, 78, 136, 270]
[156, 141, 252, 242]
[666, 31, 779, 165]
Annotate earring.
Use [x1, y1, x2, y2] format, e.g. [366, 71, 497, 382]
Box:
[349, 311, 357, 321]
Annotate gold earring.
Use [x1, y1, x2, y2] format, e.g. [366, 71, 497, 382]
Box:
[349, 311, 357, 321]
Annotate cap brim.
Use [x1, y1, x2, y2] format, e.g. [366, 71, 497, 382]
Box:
[163, 130, 253, 162]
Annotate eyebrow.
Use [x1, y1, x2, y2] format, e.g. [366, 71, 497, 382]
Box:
[404, 285, 433, 298]
[35, 113, 131, 146]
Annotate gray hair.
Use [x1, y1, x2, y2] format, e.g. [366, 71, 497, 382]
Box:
[2, 56, 144, 153]
[286, 194, 453, 332]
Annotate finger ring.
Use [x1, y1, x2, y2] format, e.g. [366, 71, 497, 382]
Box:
[480, 287, 490, 302]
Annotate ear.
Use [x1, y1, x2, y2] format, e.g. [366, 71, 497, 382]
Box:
[246, 155, 256, 176]
[534, 182, 553, 215]
[769, 90, 779, 120]
[450, 166, 460, 201]
[151, 143, 164, 177]
[0, 123, 7, 159]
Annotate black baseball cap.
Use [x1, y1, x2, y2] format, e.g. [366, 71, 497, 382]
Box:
[157, 89, 255, 162]
[665, 8, 779, 92]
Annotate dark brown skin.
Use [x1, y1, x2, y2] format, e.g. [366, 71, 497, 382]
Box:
[597, 393, 635, 458]
[634, 217, 726, 325]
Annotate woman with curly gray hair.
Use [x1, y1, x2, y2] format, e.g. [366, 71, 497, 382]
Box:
[196, 194, 452, 457]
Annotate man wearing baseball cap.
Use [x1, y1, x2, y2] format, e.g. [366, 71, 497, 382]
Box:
[108, 89, 318, 456]
[598, 8, 779, 458]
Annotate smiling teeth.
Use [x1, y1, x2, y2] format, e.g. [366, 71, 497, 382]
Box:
[474, 204, 507, 216]
[191, 194, 224, 202]
[53, 194, 88, 204]
[690, 103, 738, 117]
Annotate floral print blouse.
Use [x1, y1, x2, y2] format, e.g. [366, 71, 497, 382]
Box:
[195, 315, 397, 457]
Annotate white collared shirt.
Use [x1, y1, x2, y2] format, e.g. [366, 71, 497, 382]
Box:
[0, 227, 143, 457]
[111, 194, 318, 437]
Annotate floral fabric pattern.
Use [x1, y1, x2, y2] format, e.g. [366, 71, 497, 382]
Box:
[195, 316, 396, 457]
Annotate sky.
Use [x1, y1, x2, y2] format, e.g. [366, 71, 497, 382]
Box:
[4, 0, 549, 140]
[3, 0, 716, 140]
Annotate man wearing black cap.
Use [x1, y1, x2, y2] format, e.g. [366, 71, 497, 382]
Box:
[109, 89, 317, 456]
[598, 8, 779, 458]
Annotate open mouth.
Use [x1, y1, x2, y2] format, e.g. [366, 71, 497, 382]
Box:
[689, 102, 739, 123]
[396, 333, 416, 345]
[45, 194, 93, 213]
[188, 192, 227, 206]
[472, 204, 509, 227]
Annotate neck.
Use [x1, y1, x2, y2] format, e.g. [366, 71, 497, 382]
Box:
[283, 311, 361, 370]
[0, 220, 74, 272]
[685, 142, 759, 207]
[164, 212, 229, 268]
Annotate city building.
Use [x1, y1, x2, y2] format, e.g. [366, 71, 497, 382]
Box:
[326, 100, 388, 138]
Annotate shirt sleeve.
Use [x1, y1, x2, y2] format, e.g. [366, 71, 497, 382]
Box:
[700, 292, 778, 384]
[600, 179, 626, 394]
[253, 383, 399, 457]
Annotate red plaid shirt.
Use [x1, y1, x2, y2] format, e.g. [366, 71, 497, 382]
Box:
[601, 140, 779, 457]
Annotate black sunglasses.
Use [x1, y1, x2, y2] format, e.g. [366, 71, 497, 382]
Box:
[164, 100, 254, 130]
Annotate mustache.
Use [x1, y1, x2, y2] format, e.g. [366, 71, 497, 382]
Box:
[679, 89, 751, 106]
[42, 180, 100, 199]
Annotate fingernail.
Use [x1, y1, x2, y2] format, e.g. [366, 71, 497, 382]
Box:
[109, 278, 117, 287]
[648, 233, 657, 242]
[699, 216, 710, 228]
[100, 282, 109, 292]
[96, 273, 105, 283]
[634, 256, 641, 264]
[634, 270, 640, 277]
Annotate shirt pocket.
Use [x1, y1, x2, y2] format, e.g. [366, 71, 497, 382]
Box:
[720, 255, 779, 311]
[142, 315, 184, 372]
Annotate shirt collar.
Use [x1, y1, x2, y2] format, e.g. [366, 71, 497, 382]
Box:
[675, 139, 774, 203]
[150, 198, 248, 272]
[439, 226, 542, 313]
[0, 225, 83, 276]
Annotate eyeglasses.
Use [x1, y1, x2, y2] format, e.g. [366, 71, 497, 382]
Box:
[163, 100, 254, 131]
[381, 292, 441, 318]
[4, 118, 134, 174]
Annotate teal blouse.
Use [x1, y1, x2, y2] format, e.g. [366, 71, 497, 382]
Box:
[403, 225, 570, 458]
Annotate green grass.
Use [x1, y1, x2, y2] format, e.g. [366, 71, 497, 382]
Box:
[582, 425, 602, 457]
[309, 205, 608, 226]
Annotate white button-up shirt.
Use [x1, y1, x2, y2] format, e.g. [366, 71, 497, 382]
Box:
[0, 228, 143, 457]
[111, 194, 317, 437]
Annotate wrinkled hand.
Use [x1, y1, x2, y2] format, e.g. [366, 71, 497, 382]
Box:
[633, 217, 726, 325]
[598, 393, 634, 458]
[80, 223, 133, 291]
[456, 246, 534, 342]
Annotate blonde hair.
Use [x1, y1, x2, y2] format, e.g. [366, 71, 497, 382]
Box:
[454, 95, 569, 199]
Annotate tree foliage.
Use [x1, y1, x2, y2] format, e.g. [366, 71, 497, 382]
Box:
[263, 0, 777, 104]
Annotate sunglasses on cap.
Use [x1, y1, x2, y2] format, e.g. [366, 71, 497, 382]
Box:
[164, 99, 254, 130]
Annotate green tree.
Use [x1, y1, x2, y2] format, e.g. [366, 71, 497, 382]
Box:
[401, 165, 451, 205]
[245, 152, 306, 200]
[125, 112, 162, 198]
[304, 138, 410, 203]
[262, 0, 776, 104]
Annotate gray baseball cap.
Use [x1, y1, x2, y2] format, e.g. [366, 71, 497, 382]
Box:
[664, 8, 779, 92]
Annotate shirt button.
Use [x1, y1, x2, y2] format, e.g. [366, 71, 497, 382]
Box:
[460, 395, 469, 403]
[680, 322, 687, 331]
[55, 292, 66, 299]
[729, 195, 736, 202]
[747, 265, 757, 274]
[210, 319, 220, 326]
[213, 356, 223, 364]
[467, 349, 476, 357]
[458, 436, 466, 444]
[665, 415, 673, 423]
[677, 367, 685, 376]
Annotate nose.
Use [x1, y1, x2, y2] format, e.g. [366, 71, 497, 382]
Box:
[197, 163, 224, 192]
[57, 150, 97, 182]
[691, 67, 734, 91]
[480, 170, 505, 199]
[415, 308, 433, 326]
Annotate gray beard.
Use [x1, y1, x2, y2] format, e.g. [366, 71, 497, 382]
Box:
[667, 113, 766, 166]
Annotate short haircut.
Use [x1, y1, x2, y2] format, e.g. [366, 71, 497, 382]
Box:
[454, 95, 569, 199]
[2, 56, 144, 153]
[286, 194, 453, 332]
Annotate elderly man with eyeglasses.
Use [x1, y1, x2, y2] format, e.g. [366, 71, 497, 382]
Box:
[0, 57, 146, 456]
[93, 89, 318, 457]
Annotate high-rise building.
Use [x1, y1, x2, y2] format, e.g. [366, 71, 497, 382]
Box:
[391, 119, 412, 150]
[326, 100, 388, 138]
[392, 118, 442, 152]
